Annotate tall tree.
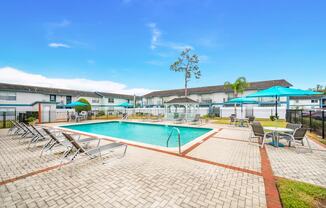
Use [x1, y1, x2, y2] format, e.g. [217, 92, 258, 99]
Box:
[224, 77, 249, 115]
[170, 48, 201, 97]
[224, 77, 249, 98]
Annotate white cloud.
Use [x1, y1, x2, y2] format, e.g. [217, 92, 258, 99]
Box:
[147, 23, 161, 50]
[48, 43, 71, 48]
[0, 67, 153, 96]
[146, 22, 193, 52]
[166, 42, 194, 51]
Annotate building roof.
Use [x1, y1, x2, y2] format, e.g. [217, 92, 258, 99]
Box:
[143, 79, 292, 98]
[95, 92, 135, 100]
[165, 97, 198, 104]
[0, 82, 134, 99]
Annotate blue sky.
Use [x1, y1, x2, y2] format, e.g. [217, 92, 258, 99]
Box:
[0, 0, 325, 94]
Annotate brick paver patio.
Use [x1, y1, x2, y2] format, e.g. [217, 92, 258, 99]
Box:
[0, 122, 325, 208]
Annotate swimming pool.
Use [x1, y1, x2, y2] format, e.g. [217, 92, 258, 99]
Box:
[60, 121, 213, 149]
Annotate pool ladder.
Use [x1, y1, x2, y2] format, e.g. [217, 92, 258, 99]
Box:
[166, 127, 181, 154]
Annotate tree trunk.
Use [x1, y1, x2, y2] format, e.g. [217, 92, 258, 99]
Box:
[234, 92, 238, 116]
[184, 68, 188, 97]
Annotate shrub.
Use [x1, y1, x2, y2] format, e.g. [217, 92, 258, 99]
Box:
[74, 98, 91, 113]
[96, 110, 105, 117]
[27, 116, 36, 124]
[270, 115, 279, 121]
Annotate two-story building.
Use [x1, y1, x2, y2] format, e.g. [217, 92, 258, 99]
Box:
[0, 82, 136, 119]
[142, 79, 294, 108]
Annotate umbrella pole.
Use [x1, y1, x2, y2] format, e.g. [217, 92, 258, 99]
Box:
[275, 95, 278, 119]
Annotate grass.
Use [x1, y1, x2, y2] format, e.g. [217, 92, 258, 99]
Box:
[277, 178, 326, 208]
[212, 117, 287, 127]
[307, 132, 326, 146]
[0, 121, 14, 129]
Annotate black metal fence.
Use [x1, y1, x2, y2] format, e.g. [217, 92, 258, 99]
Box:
[0, 111, 39, 128]
[286, 109, 325, 139]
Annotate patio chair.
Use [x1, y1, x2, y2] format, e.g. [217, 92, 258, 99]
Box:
[278, 123, 302, 145]
[229, 115, 238, 126]
[40, 128, 94, 157]
[287, 123, 302, 130]
[61, 132, 127, 174]
[7, 120, 23, 136]
[248, 116, 255, 124]
[27, 125, 49, 148]
[18, 122, 37, 140]
[8, 121, 27, 136]
[279, 128, 312, 153]
[249, 122, 273, 147]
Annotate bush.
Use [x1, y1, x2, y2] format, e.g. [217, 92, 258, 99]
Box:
[270, 115, 279, 121]
[74, 98, 91, 113]
[27, 116, 36, 124]
[96, 110, 105, 117]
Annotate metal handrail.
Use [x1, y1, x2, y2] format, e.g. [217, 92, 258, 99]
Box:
[166, 127, 181, 154]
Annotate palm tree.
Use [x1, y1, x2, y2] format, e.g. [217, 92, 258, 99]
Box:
[170, 48, 201, 97]
[224, 77, 249, 115]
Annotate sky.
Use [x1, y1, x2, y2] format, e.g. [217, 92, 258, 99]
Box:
[0, 0, 325, 95]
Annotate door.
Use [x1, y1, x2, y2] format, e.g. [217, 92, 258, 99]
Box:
[42, 105, 51, 123]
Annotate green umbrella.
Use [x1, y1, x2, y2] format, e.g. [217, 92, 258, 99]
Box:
[65, 101, 88, 107]
[247, 86, 322, 117]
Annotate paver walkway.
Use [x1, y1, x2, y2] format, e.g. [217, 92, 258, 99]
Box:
[0, 129, 266, 208]
[1, 122, 325, 208]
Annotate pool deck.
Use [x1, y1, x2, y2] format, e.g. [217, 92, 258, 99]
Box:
[1, 120, 326, 208]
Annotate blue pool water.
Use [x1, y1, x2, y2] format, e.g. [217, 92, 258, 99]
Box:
[61, 121, 212, 148]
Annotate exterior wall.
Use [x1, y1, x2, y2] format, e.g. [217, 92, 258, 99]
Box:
[289, 99, 321, 109]
[0, 91, 132, 113]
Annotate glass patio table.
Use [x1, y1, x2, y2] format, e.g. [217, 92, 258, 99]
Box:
[263, 127, 294, 147]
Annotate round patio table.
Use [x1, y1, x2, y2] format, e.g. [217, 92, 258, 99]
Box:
[263, 127, 294, 147]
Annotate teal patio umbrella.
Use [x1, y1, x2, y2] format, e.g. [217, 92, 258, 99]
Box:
[247, 86, 322, 117]
[65, 101, 87, 108]
[226, 97, 258, 117]
[117, 102, 133, 113]
[117, 102, 133, 108]
[227, 97, 258, 104]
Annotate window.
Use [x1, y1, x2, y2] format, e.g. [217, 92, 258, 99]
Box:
[311, 99, 318, 103]
[66, 96, 72, 104]
[92, 99, 99, 103]
[50, 95, 56, 102]
[108, 97, 114, 103]
[295, 100, 299, 103]
[0, 92, 16, 101]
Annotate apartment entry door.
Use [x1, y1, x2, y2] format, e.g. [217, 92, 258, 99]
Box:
[42, 105, 51, 123]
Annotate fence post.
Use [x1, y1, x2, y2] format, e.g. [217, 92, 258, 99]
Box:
[322, 110, 325, 139]
[3, 112, 6, 128]
[300, 110, 303, 124]
[309, 110, 312, 132]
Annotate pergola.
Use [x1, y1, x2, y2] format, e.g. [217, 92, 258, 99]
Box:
[164, 97, 199, 121]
